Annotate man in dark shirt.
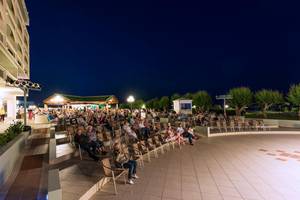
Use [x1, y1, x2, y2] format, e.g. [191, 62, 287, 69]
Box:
[74, 129, 99, 161]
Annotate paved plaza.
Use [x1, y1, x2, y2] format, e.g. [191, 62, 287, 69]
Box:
[91, 134, 300, 200]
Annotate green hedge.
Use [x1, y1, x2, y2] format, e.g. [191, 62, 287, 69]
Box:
[245, 112, 298, 120]
[0, 122, 24, 147]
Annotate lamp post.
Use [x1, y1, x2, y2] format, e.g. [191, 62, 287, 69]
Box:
[127, 95, 135, 111]
[216, 95, 232, 118]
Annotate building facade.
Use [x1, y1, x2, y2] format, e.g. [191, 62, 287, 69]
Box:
[0, 0, 29, 120]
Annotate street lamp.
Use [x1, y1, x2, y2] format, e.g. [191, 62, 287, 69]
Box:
[127, 95, 135, 110]
[216, 95, 232, 118]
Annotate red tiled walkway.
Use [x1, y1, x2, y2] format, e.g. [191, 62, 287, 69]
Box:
[4, 133, 49, 200]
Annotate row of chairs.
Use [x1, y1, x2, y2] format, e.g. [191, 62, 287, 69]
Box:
[99, 132, 180, 194]
[211, 120, 271, 132]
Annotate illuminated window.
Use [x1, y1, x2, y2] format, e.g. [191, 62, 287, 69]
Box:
[180, 103, 192, 110]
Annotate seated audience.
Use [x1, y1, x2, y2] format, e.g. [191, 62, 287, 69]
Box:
[74, 129, 99, 161]
[113, 145, 138, 185]
[123, 122, 138, 140]
[86, 126, 107, 155]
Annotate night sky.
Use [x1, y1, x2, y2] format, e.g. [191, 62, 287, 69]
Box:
[26, 0, 300, 104]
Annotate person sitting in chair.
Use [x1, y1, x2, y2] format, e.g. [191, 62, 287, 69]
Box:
[123, 122, 138, 140]
[182, 126, 195, 145]
[113, 144, 138, 185]
[175, 125, 186, 145]
[165, 125, 177, 142]
[74, 129, 99, 161]
[86, 126, 107, 155]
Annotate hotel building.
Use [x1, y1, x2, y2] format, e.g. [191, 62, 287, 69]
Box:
[0, 0, 29, 120]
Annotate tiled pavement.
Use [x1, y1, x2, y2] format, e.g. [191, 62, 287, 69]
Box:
[3, 131, 50, 200]
[58, 158, 104, 200]
[91, 135, 300, 200]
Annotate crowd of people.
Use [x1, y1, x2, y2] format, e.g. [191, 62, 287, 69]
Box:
[52, 108, 199, 184]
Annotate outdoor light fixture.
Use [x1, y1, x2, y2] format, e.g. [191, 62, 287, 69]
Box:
[141, 104, 146, 109]
[127, 95, 135, 103]
[6, 79, 42, 126]
[127, 95, 135, 110]
[51, 95, 64, 103]
[216, 95, 232, 117]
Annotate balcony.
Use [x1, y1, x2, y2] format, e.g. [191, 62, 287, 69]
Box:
[16, 0, 29, 25]
[0, 36, 19, 80]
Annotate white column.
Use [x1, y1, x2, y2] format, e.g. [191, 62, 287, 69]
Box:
[6, 95, 16, 120]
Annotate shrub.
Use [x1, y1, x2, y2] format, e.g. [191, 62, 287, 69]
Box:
[0, 121, 24, 148]
[287, 83, 300, 119]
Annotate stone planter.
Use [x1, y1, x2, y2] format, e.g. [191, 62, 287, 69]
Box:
[0, 131, 29, 186]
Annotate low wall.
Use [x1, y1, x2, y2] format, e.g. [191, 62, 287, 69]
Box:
[0, 131, 29, 186]
[194, 126, 209, 137]
[207, 131, 300, 137]
[49, 138, 56, 164]
[262, 119, 300, 128]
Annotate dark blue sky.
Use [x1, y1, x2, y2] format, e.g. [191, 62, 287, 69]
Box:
[27, 0, 300, 103]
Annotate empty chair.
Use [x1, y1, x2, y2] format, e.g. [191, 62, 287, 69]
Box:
[147, 138, 158, 158]
[222, 120, 228, 132]
[253, 120, 259, 131]
[138, 141, 151, 162]
[230, 120, 235, 132]
[258, 120, 267, 131]
[244, 120, 250, 130]
[216, 121, 222, 132]
[237, 121, 242, 132]
[153, 135, 165, 154]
